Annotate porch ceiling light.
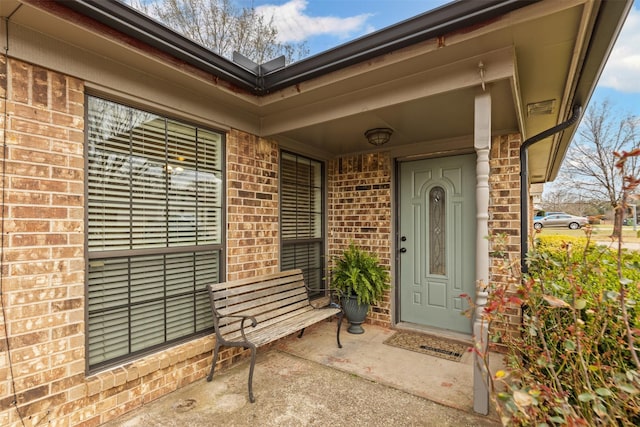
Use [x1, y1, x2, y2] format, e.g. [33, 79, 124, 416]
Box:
[365, 128, 393, 146]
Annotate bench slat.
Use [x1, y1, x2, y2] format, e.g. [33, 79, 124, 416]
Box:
[218, 292, 309, 319]
[217, 299, 312, 337]
[206, 268, 343, 403]
[213, 279, 304, 303]
[240, 307, 341, 346]
[214, 285, 307, 313]
[212, 279, 304, 301]
[210, 271, 304, 294]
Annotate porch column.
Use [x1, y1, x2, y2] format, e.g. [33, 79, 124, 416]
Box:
[473, 90, 491, 414]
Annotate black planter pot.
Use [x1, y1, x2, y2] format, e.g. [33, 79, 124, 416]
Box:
[341, 295, 370, 334]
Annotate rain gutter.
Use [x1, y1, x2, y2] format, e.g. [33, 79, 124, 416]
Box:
[56, 0, 537, 95]
[262, 0, 538, 93]
[57, 0, 259, 93]
[519, 104, 582, 274]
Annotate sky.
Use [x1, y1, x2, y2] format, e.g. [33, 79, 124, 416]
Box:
[236, 0, 640, 117]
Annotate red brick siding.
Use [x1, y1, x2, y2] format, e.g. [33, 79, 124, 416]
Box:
[0, 54, 525, 425]
[328, 152, 393, 326]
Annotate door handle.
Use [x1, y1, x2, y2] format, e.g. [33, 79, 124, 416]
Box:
[400, 247, 407, 253]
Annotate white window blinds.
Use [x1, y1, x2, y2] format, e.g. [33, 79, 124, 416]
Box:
[280, 152, 324, 290]
[86, 96, 223, 369]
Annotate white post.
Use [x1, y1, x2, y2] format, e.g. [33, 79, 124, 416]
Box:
[473, 90, 491, 415]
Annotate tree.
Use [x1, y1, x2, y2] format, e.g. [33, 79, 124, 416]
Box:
[539, 189, 607, 218]
[125, 0, 309, 65]
[558, 100, 640, 237]
[539, 188, 579, 214]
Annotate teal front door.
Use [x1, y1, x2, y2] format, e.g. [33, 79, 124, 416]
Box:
[398, 154, 476, 334]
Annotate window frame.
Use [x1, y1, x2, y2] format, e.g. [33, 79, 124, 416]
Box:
[84, 94, 226, 372]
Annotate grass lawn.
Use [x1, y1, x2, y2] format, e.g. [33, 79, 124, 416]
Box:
[535, 224, 640, 243]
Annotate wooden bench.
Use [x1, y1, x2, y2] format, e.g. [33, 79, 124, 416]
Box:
[206, 269, 343, 402]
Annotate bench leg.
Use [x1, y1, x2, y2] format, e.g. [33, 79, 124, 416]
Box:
[336, 310, 344, 348]
[297, 328, 305, 338]
[208, 341, 257, 403]
[247, 343, 257, 403]
[206, 343, 220, 382]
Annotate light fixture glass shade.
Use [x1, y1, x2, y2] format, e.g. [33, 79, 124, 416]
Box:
[365, 127, 393, 146]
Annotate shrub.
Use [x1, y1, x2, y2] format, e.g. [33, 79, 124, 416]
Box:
[532, 234, 589, 252]
[483, 234, 640, 426]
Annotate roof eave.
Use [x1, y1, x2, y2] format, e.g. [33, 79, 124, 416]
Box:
[56, 0, 537, 96]
[263, 0, 538, 93]
[547, 0, 633, 182]
[57, 0, 259, 93]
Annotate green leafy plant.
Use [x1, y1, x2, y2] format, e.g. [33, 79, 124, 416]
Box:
[473, 150, 640, 426]
[330, 242, 390, 306]
[485, 238, 640, 425]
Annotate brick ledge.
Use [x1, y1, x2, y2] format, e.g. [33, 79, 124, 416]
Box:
[85, 335, 215, 397]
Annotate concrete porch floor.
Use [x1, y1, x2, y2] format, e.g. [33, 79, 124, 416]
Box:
[103, 321, 502, 426]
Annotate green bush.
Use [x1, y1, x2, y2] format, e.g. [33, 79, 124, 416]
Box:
[485, 235, 640, 426]
[531, 234, 590, 252]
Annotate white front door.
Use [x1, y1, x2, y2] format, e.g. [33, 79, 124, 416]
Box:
[398, 154, 476, 333]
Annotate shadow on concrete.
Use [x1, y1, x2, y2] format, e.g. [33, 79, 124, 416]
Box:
[103, 322, 502, 426]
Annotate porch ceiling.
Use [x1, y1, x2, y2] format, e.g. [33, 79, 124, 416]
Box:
[256, 0, 611, 182]
[3, 0, 631, 183]
[270, 81, 517, 157]
[261, 0, 630, 184]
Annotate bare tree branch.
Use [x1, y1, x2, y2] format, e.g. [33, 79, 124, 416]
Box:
[558, 100, 640, 237]
[124, 0, 309, 64]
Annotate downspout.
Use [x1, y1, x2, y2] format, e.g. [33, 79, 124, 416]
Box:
[520, 104, 582, 274]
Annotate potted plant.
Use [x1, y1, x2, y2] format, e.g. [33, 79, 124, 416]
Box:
[330, 243, 390, 334]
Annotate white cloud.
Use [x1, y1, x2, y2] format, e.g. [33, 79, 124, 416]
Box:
[599, 6, 640, 93]
[255, 0, 372, 43]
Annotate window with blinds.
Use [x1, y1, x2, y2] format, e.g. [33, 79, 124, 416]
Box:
[86, 96, 223, 369]
[280, 152, 325, 292]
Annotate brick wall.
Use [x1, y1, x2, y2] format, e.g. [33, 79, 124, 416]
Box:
[488, 133, 523, 340]
[226, 130, 279, 281]
[326, 141, 524, 332]
[0, 58, 283, 427]
[327, 152, 393, 326]
[0, 56, 87, 426]
[0, 54, 523, 425]
[489, 134, 522, 257]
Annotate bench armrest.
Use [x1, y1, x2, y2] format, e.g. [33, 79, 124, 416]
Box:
[216, 313, 258, 341]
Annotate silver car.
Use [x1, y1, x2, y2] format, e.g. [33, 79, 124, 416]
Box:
[533, 213, 588, 230]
